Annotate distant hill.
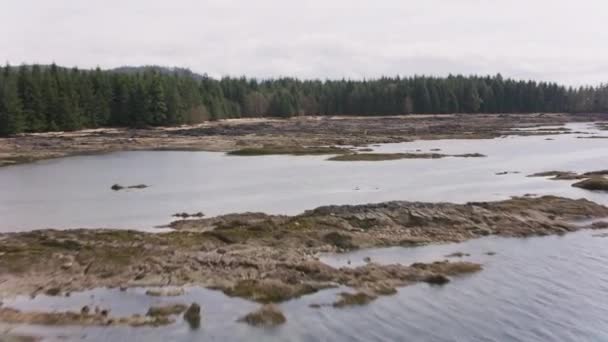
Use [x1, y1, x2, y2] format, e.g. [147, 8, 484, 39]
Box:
[110, 66, 208, 81]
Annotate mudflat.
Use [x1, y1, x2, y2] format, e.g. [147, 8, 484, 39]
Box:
[2, 113, 606, 167]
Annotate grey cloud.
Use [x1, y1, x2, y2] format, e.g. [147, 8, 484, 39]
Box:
[1, 0, 607, 85]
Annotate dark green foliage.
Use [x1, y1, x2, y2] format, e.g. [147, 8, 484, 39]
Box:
[0, 67, 25, 135]
[0, 64, 607, 136]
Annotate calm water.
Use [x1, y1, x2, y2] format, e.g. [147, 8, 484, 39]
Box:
[3, 229, 608, 342]
[0, 122, 606, 231]
[1, 122, 608, 341]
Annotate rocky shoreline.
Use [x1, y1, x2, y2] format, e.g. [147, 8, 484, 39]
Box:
[0, 196, 607, 330]
[1, 113, 606, 167]
[1, 196, 607, 308]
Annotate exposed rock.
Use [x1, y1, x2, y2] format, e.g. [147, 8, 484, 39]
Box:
[328, 153, 444, 161]
[238, 304, 286, 327]
[0, 196, 605, 303]
[591, 221, 608, 229]
[572, 177, 608, 191]
[146, 304, 187, 317]
[372, 284, 398, 296]
[145, 288, 185, 297]
[222, 279, 324, 303]
[323, 232, 356, 250]
[0, 333, 40, 342]
[496, 171, 520, 176]
[445, 252, 470, 258]
[172, 212, 205, 219]
[127, 184, 149, 189]
[454, 153, 486, 158]
[4, 114, 608, 168]
[527, 171, 584, 180]
[183, 303, 201, 329]
[583, 170, 608, 176]
[44, 287, 61, 296]
[327, 152, 485, 161]
[111, 184, 124, 191]
[111, 184, 149, 191]
[0, 307, 173, 327]
[332, 292, 377, 308]
[227, 146, 349, 156]
[422, 274, 450, 285]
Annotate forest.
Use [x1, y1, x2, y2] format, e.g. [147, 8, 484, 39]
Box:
[1, 63, 607, 136]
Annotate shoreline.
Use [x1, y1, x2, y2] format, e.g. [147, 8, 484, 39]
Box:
[1, 196, 607, 300]
[2, 114, 608, 329]
[2, 113, 606, 168]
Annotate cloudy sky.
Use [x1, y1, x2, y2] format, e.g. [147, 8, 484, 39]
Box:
[2, 0, 607, 85]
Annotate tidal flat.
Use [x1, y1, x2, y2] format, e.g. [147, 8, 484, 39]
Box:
[1, 116, 608, 341]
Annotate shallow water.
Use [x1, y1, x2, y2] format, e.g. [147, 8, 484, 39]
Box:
[4, 229, 608, 342]
[2, 122, 608, 341]
[0, 122, 606, 231]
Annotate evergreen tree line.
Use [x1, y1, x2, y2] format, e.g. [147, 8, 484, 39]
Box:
[1, 63, 608, 136]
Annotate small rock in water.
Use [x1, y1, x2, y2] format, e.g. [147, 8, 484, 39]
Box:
[332, 292, 377, 308]
[111, 183, 149, 191]
[127, 184, 148, 189]
[238, 304, 285, 327]
[111, 184, 124, 191]
[81, 306, 90, 315]
[172, 212, 205, 219]
[183, 303, 201, 329]
[423, 274, 450, 285]
[445, 252, 470, 258]
[495, 171, 520, 176]
[363, 256, 372, 263]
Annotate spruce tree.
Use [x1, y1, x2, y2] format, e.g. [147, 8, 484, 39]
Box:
[0, 71, 25, 135]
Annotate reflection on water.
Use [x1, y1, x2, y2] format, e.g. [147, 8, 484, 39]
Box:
[0, 122, 606, 231]
[4, 229, 608, 342]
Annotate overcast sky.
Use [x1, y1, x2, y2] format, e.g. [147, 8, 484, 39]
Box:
[2, 0, 607, 85]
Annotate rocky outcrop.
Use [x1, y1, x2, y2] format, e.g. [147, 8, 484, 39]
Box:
[0, 307, 174, 327]
[0, 196, 606, 305]
[238, 305, 286, 327]
[572, 177, 608, 191]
